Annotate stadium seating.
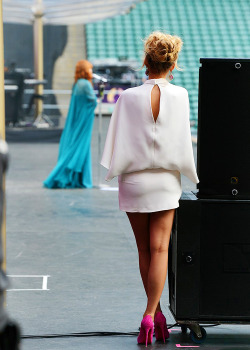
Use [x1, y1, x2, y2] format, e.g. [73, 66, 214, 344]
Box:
[86, 0, 250, 130]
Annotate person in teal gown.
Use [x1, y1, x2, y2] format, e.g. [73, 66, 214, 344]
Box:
[44, 60, 97, 188]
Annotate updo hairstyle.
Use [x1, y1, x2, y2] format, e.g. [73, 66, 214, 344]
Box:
[143, 32, 183, 75]
[74, 59, 93, 83]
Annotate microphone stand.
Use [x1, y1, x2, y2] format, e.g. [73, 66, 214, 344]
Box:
[94, 74, 116, 190]
[97, 81, 108, 189]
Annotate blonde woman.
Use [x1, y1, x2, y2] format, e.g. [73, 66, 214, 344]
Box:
[101, 32, 199, 346]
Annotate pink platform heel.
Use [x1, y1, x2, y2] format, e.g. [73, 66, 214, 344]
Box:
[154, 311, 169, 343]
[137, 315, 154, 347]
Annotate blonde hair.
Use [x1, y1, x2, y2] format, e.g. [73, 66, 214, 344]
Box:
[143, 31, 183, 75]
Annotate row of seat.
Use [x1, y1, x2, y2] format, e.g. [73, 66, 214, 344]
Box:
[86, 0, 250, 127]
[90, 19, 245, 26]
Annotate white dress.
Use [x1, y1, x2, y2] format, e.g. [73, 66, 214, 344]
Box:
[118, 168, 182, 212]
[101, 78, 199, 213]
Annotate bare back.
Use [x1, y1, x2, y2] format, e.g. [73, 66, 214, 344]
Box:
[151, 85, 161, 122]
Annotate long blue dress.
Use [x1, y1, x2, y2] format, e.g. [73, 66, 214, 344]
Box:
[44, 79, 97, 188]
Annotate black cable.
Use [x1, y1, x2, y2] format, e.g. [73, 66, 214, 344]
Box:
[22, 331, 139, 340]
[21, 323, 220, 339]
[167, 322, 178, 329]
[199, 324, 220, 328]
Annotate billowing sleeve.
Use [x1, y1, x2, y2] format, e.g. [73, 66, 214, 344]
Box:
[101, 91, 149, 181]
[100, 96, 122, 177]
[85, 81, 98, 105]
[179, 90, 199, 184]
[76, 79, 97, 106]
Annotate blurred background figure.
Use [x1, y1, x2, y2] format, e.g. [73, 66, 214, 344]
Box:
[43, 59, 97, 188]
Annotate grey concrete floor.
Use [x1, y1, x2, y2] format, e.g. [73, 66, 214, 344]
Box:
[5, 118, 250, 349]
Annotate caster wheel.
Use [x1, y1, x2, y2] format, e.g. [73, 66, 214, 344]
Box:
[190, 327, 207, 344]
[0, 321, 21, 350]
[181, 325, 188, 334]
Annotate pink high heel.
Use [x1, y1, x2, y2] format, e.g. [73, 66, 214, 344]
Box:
[154, 311, 169, 343]
[137, 315, 154, 347]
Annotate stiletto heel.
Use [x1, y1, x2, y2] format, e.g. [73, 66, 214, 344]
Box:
[145, 328, 149, 347]
[137, 315, 154, 347]
[160, 324, 166, 343]
[154, 311, 169, 342]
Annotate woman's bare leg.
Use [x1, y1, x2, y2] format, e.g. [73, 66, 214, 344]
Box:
[143, 209, 175, 319]
[127, 212, 150, 295]
[127, 212, 169, 318]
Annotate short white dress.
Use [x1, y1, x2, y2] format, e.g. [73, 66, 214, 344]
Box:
[101, 78, 199, 213]
[118, 168, 182, 213]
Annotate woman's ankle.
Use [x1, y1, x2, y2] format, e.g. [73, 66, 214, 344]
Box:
[155, 306, 162, 317]
[143, 311, 154, 320]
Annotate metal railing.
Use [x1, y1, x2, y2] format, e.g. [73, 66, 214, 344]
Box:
[22, 89, 115, 111]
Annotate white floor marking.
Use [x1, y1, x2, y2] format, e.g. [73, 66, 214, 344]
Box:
[7, 275, 50, 278]
[7, 275, 50, 291]
[100, 187, 118, 191]
[7, 289, 50, 292]
[42, 276, 49, 290]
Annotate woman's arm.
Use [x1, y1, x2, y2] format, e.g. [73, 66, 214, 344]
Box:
[76, 79, 97, 103]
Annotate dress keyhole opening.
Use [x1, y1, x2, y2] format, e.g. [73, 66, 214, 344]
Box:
[151, 84, 161, 123]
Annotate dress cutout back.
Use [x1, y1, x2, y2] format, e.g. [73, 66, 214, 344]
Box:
[151, 84, 161, 122]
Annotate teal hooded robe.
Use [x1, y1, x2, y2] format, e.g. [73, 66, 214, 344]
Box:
[44, 79, 97, 188]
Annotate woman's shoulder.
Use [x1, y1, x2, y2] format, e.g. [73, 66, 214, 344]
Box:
[74, 79, 93, 94]
[117, 83, 188, 103]
[114, 85, 146, 107]
[119, 84, 147, 100]
[76, 78, 90, 86]
[121, 83, 187, 95]
[168, 83, 188, 96]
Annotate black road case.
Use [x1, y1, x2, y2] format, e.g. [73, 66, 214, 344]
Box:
[168, 191, 250, 343]
[197, 58, 250, 200]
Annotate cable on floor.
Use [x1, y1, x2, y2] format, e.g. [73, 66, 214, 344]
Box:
[22, 323, 220, 339]
[22, 331, 138, 339]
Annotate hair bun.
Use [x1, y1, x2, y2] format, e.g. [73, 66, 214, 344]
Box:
[144, 31, 183, 69]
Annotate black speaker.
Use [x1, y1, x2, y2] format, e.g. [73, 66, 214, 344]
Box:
[169, 191, 250, 322]
[197, 58, 250, 199]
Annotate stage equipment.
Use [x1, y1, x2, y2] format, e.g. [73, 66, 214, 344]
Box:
[4, 72, 24, 125]
[168, 191, 250, 343]
[23, 78, 54, 127]
[197, 58, 250, 199]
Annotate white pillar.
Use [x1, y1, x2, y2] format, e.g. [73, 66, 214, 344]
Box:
[33, 0, 44, 118]
[0, 0, 5, 140]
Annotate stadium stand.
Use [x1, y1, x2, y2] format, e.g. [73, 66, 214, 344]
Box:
[86, 0, 250, 130]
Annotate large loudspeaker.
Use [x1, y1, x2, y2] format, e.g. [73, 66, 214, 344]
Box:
[197, 58, 250, 199]
[168, 192, 250, 322]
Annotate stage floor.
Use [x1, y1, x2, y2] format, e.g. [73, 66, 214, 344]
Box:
[5, 119, 249, 350]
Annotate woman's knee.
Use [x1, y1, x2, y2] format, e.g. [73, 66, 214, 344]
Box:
[149, 210, 174, 254]
[150, 228, 171, 255]
[150, 243, 169, 255]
